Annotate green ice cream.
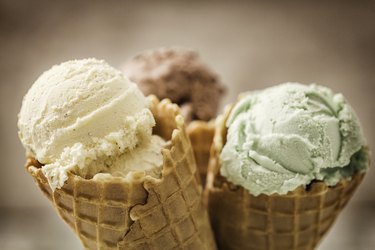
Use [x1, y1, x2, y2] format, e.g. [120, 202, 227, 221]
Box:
[220, 83, 367, 196]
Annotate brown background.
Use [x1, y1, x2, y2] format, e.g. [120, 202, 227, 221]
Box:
[0, 0, 374, 249]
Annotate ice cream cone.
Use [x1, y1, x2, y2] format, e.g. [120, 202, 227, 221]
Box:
[205, 105, 368, 250]
[26, 96, 216, 250]
[186, 120, 215, 186]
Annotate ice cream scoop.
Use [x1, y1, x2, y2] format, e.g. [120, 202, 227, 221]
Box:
[220, 83, 367, 196]
[18, 58, 164, 190]
[122, 47, 226, 122]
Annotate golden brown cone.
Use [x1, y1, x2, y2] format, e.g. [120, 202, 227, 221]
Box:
[26, 96, 217, 250]
[186, 120, 215, 186]
[205, 105, 367, 250]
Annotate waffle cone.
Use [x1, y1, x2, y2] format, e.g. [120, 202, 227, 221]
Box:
[205, 105, 367, 250]
[186, 120, 215, 186]
[26, 96, 216, 250]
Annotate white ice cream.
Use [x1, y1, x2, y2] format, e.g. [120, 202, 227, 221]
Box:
[92, 135, 166, 181]
[18, 58, 165, 190]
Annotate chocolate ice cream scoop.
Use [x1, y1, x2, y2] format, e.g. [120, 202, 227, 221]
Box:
[123, 47, 226, 122]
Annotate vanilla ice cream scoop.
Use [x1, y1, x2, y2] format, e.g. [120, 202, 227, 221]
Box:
[18, 58, 162, 190]
[220, 83, 367, 196]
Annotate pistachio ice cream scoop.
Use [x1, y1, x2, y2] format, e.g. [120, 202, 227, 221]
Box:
[220, 82, 367, 196]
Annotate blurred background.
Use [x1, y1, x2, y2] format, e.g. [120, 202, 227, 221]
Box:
[1, 0, 374, 249]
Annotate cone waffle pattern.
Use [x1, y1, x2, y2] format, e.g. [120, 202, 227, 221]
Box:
[187, 121, 215, 186]
[26, 96, 216, 250]
[205, 106, 366, 250]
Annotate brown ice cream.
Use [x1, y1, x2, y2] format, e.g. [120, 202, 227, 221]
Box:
[123, 47, 225, 123]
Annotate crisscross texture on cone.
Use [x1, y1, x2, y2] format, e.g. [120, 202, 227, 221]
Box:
[26, 96, 216, 250]
[187, 120, 215, 186]
[205, 105, 367, 250]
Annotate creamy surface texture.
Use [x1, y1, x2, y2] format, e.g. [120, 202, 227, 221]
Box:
[91, 135, 166, 180]
[18, 59, 164, 190]
[220, 83, 367, 196]
[123, 47, 226, 122]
